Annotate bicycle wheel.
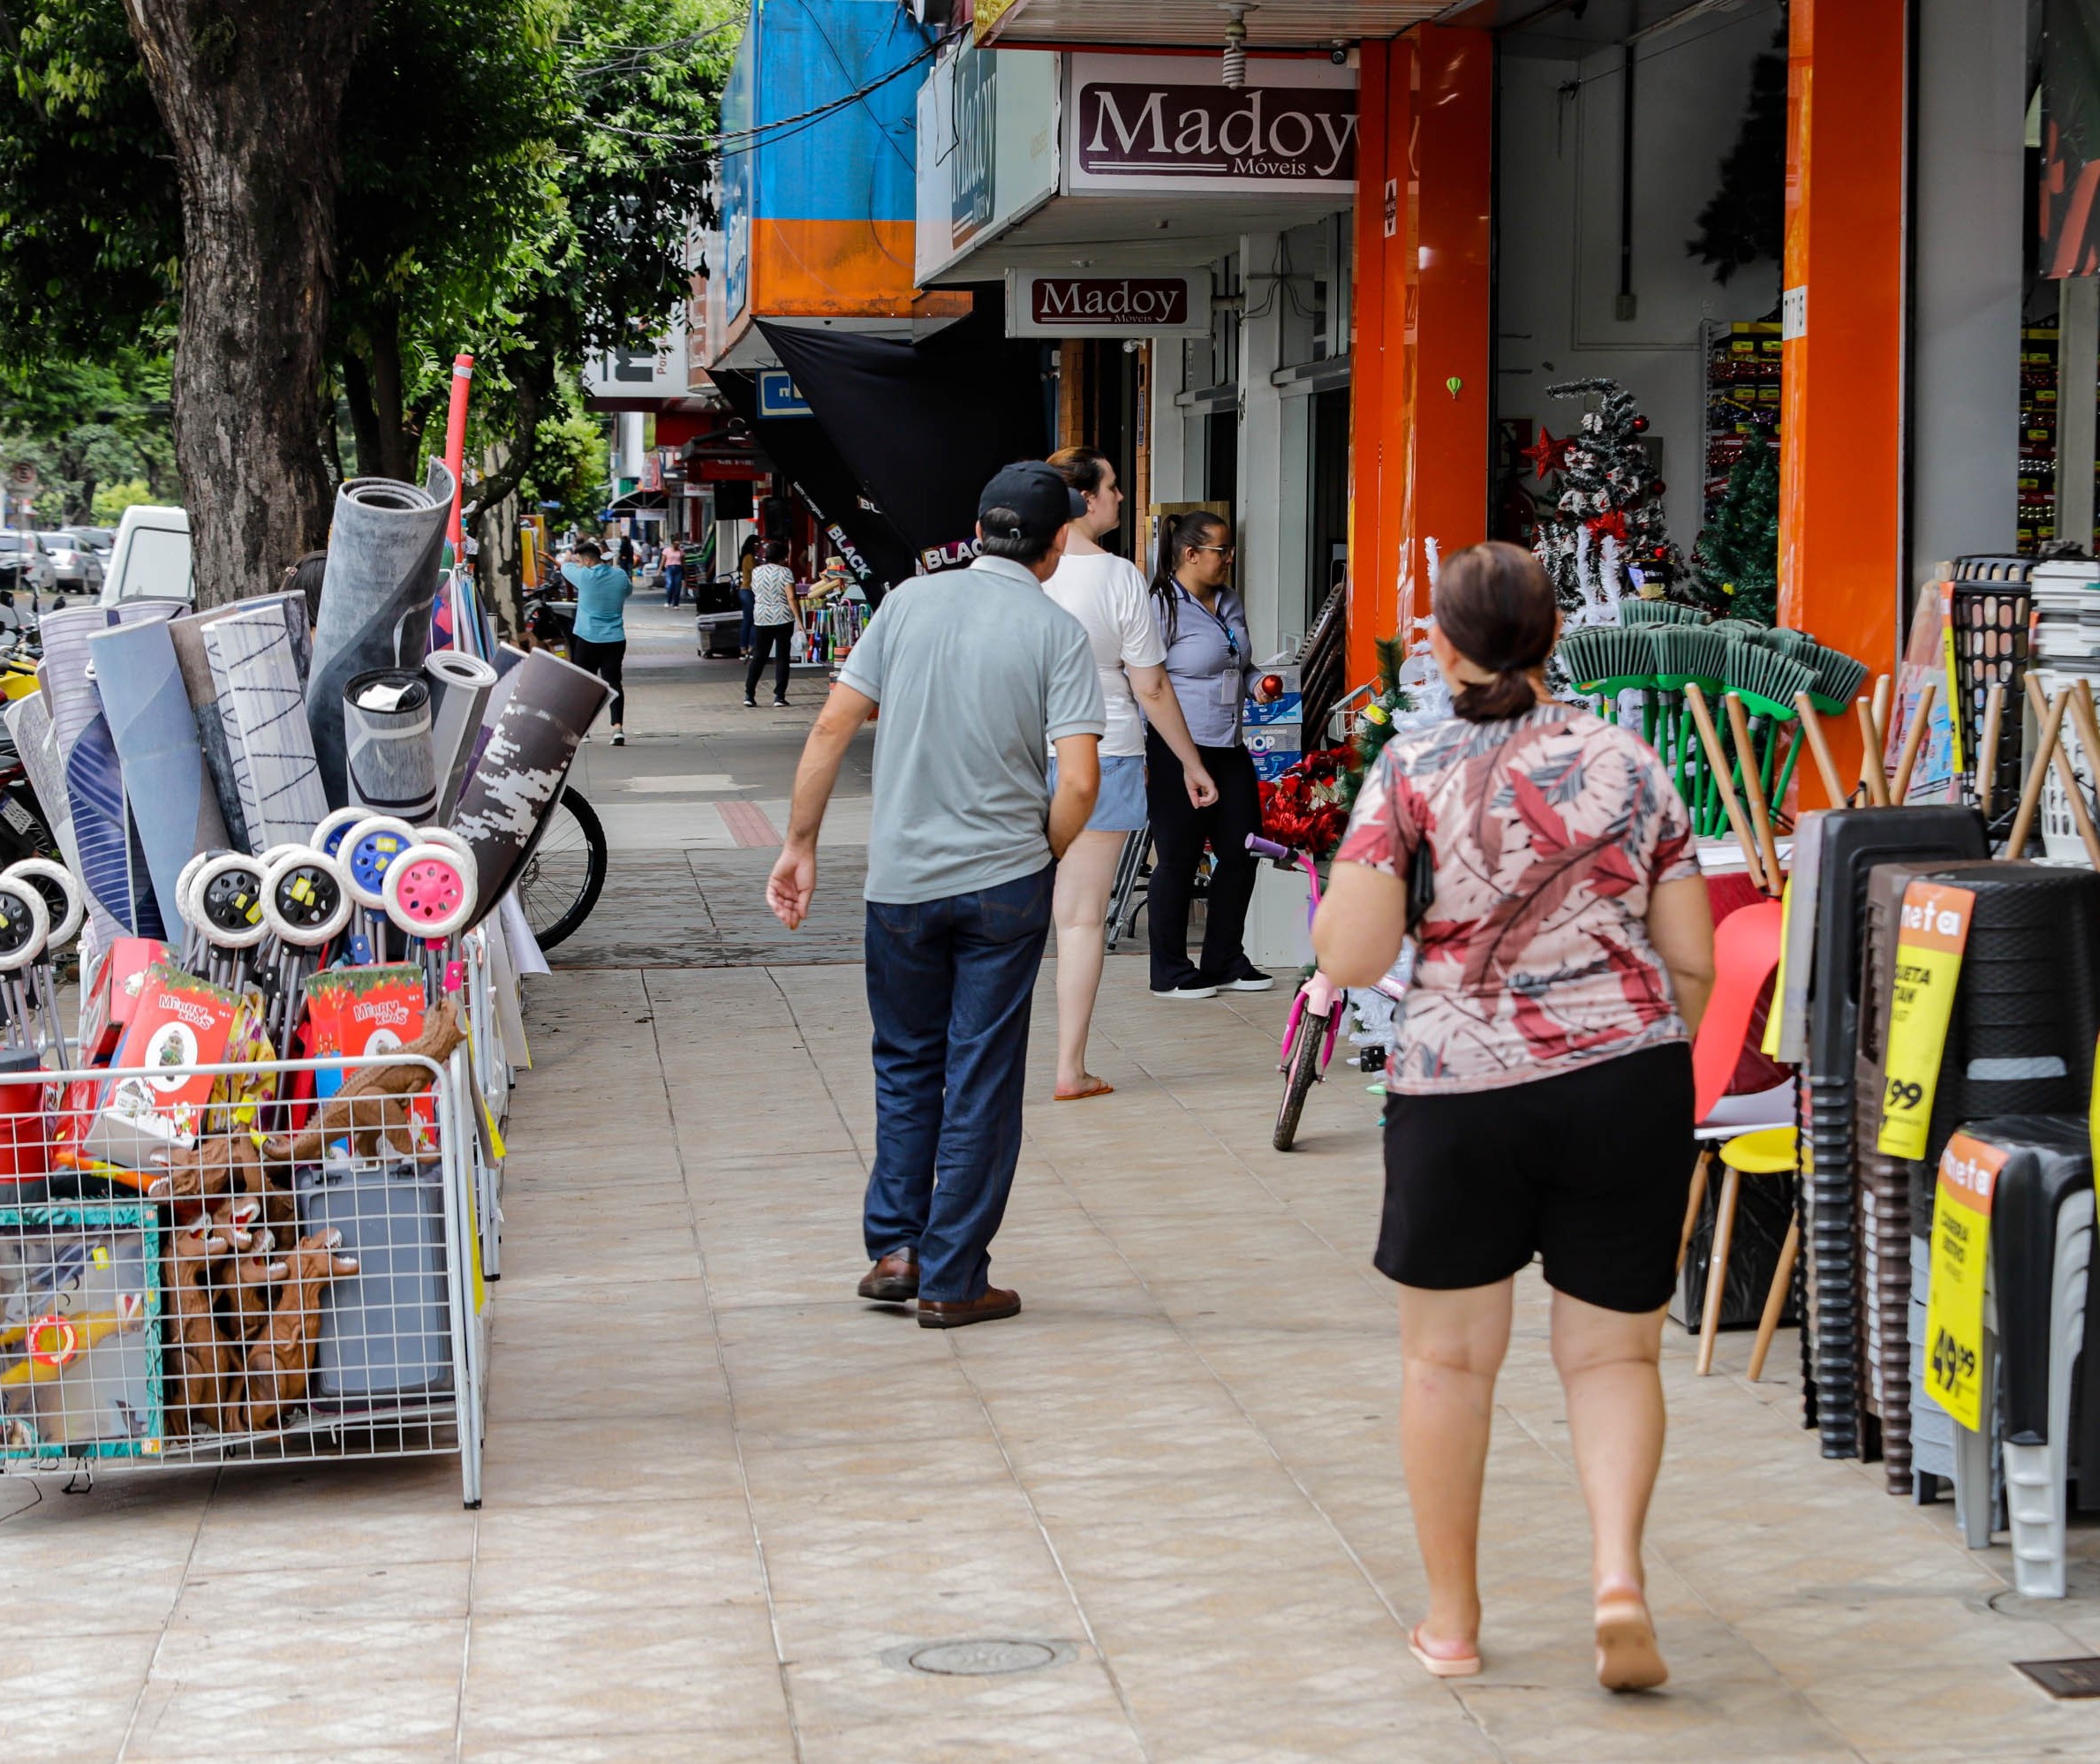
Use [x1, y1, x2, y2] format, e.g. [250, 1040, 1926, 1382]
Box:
[517, 785, 608, 949]
[1273, 1006, 1328, 1151]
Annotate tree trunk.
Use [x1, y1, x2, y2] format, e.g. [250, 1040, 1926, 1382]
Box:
[340, 351, 382, 481]
[123, 0, 376, 607]
[366, 302, 419, 482]
[476, 471, 525, 644]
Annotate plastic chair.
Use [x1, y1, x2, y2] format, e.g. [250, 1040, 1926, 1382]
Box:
[1679, 901, 1800, 1376]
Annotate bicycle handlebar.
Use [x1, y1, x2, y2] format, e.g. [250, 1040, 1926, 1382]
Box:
[1244, 833, 1290, 862]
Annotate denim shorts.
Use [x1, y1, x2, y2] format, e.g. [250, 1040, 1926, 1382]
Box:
[1048, 752, 1148, 833]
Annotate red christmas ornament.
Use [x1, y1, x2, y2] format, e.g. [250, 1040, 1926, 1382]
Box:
[1584, 509, 1630, 545]
[1632, 415, 1650, 433]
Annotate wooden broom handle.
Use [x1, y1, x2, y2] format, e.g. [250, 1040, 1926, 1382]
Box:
[1685, 683, 1770, 893]
[1792, 691, 1847, 805]
[2007, 677, 2074, 858]
[1854, 697, 1892, 805]
[1892, 678, 1938, 804]
[1725, 690, 1785, 891]
[1976, 681, 2006, 818]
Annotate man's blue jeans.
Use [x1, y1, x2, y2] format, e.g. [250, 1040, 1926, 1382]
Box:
[863, 863, 1053, 1303]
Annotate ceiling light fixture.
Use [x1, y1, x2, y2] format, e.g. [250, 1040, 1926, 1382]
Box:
[1222, 4, 1255, 90]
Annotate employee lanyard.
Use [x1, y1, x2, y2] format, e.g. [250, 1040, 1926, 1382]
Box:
[1181, 586, 1240, 666]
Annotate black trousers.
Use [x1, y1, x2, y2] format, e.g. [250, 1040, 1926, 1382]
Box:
[1144, 730, 1262, 988]
[745, 622, 793, 700]
[570, 634, 625, 726]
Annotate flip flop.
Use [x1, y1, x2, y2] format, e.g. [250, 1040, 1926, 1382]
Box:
[1054, 1077, 1115, 1102]
[1408, 1623, 1481, 1679]
[1593, 1587, 1667, 1692]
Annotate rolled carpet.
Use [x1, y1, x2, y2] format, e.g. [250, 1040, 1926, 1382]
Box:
[423, 649, 497, 820]
[306, 463, 455, 807]
[168, 592, 314, 854]
[203, 600, 330, 850]
[88, 615, 230, 935]
[448, 647, 609, 928]
[344, 667, 439, 822]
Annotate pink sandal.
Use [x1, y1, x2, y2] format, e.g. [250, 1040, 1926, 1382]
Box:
[1408, 1623, 1482, 1679]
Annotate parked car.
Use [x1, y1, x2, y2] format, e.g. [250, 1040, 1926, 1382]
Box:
[36, 531, 103, 594]
[0, 531, 56, 597]
[60, 525, 114, 562]
[100, 504, 192, 605]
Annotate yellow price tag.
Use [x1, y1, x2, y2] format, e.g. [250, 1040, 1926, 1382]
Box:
[1923, 1132, 2004, 1430]
[1762, 878, 1791, 1060]
[1938, 589, 1965, 775]
[1877, 881, 1975, 1160]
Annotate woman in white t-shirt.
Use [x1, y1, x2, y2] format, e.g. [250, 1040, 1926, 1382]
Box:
[1044, 447, 1219, 1101]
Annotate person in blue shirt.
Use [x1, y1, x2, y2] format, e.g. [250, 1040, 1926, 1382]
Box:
[561, 537, 633, 745]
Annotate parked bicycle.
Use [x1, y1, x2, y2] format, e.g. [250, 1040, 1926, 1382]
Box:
[1248, 833, 1409, 1151]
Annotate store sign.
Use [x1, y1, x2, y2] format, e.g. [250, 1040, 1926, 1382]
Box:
[1066, 54, 1357, 196]
[951, 39, 995, 248]
[582, 332, 684, 402]
[756, 371, 812, 418]
[914, 41, 1059, 283]
[1005, 268, 1211, 338]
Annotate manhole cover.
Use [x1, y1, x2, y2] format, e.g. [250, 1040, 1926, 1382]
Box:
[895, 1639, 1068, 1677]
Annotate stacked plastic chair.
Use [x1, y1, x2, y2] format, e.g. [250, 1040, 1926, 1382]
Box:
[1942, 1116, 2098, 1596]
[1806, 807, 1988, 1459]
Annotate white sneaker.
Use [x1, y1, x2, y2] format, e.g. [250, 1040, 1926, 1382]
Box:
[1151, 979, 1219, 1001]
[1215, 969, 1273, 992]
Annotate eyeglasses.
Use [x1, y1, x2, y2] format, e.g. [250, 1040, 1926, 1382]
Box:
[1190, 544, 1235, 558]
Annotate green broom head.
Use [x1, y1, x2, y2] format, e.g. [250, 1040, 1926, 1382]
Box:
[1757, 626, 1821, 662]
[1705, 618, 1766, 647]
[1620, 599, 1706, 629]
[1558, 625, 1658, 697]
[1649, 625, 1731, 692]
[1723, 644, 1815, 720]
[1798, 639, 1870, 715]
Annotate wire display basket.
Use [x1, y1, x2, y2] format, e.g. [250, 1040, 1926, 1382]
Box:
[0, 1045, 488, 1506]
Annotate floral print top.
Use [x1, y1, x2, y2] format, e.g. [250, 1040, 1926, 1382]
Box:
[1333, 702, 1699, 1095]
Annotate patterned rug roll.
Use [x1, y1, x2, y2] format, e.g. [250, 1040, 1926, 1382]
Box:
[344, 667, 438, 822]
[168, 592, 313, 854]
[424, 649, 497, 820]
[306, 463, 454, 808]
[1, 689, 119, 948]
[203, 600, 329, 850]
[449, 648, 609, 927]
[89, 616, 229, 935]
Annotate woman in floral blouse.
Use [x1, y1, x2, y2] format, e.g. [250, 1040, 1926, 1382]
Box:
[1313, 541, 1714, 1694]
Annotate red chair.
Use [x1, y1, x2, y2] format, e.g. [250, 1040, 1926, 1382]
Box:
[1681, 900, 1799, 1377]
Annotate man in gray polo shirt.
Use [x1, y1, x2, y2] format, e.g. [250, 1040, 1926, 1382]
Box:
[767, 463, 1106, 1327]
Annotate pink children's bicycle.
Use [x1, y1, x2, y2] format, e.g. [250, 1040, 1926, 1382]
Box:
[1246, 833, 1411, 1150]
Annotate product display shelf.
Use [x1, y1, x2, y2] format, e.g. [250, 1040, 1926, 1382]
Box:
[1700, 319, 1783, 523]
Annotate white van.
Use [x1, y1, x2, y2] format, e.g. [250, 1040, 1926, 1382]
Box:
[99, 505, 193, 606]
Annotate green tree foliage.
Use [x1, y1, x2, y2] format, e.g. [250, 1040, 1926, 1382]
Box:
[0, 0, 731, 592]
[0, 351, 178, 523]
[1695, 430, 1780, 627]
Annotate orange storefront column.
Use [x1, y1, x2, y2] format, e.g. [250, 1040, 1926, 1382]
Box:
[1346, 25, 1493, 692]
[1779, 0, 1907, 799]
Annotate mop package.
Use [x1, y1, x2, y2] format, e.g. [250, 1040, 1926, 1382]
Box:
[79, 938, 172, 1064]
[82, 963, 242, 1167]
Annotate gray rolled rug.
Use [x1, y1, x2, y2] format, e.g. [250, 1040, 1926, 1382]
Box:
[423, 649, 497, 820]
[306, 462, 455, 808]
[344, 667, 439, 822]
[203, 600, 329, 849]
[449, 648, 609, 928]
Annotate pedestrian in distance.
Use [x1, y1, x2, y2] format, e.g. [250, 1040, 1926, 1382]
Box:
[1042, 445, 1217, 1102]
[767, 461, 1106, 1327]
[616, 530, 636, 573]
[744, 540, 804, 708]
[662, 538, 684, 607]
[560, 537, 632, 746]
[1311, 540, 1715, 1693]
[1143, 510, 1281, 1000]
[737, 532, 759, 658]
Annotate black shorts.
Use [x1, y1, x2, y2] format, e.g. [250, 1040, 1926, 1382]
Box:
[1376, 1041, 1696, 1314]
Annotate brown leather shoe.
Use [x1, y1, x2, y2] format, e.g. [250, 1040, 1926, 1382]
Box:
[918, 1285, 1021, 1329]
[857, 1247, 918, 1301]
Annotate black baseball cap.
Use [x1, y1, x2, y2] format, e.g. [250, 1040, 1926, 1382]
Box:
[978, 461, 1087, 543]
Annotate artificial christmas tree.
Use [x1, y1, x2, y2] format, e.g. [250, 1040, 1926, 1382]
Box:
[1531, 377, 1691, 627]
[1694, 428, 1780, 626]
[1686, 24, 1788, 285]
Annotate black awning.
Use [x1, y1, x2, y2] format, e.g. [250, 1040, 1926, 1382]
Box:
[757, 301, 1049, 563]
[707, 369, 919, 599]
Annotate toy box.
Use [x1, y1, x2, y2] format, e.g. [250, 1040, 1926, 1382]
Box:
[78, 939, 171, 1064]
[82, 964, 241, 1169]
